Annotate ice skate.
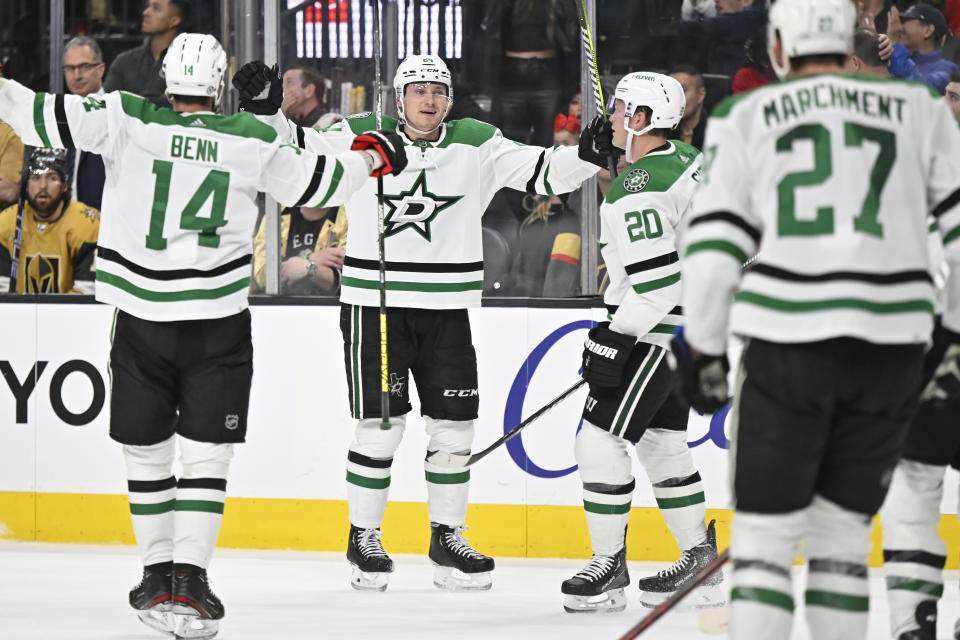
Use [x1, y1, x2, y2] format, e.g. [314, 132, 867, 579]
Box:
[169, 564, 223, 640]
[561, 547, 630, 613]
[895, 601, 937, 640]
[429, 523, 495, 590]
[637, 519, 725, 610]
[347, 525, 394, 591]
[129, 561, 174, 635]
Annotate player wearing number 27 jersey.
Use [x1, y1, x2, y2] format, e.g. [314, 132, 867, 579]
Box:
[675, 1, 960, 640]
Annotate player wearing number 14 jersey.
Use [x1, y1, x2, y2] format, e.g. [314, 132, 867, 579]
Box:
[672, 1, 960, 639]
[0, 33, 403, 640]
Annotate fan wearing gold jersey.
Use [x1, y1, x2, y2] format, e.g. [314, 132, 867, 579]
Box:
[0, 147, 99, 293]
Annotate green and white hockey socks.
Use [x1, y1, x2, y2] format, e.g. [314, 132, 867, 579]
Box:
[424, 418, 473, 526]
[174, 438, 233, 569]
[881, 460, 946, 637]
[575, 422, 634, 555]
[346, 417, 405, 529]
[637, 428, 707, 550]
[124, 437, 176, 566]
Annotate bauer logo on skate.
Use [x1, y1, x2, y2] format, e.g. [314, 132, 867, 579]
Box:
[504, 321, 731, 479]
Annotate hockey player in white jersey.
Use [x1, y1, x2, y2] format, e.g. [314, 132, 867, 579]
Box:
[233, 54, 609, 592]
[0, 33, 405, 639]
[560, 72, 720, 614]
[671, 1, 960, 638]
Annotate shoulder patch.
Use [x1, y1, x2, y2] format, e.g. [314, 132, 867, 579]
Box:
[348, 111, 372, 119]
[623, 169, 650, 193]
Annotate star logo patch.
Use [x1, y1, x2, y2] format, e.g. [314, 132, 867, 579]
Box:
[382, 170, 463, 241]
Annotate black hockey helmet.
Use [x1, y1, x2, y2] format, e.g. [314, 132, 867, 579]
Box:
[27, 147, 69, 182]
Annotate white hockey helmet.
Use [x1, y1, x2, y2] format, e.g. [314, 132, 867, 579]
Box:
[393, 54, 453, 133]
[161, 33, 228, 110]
[767, 0, 856, 79]
[612, 72, 685, 163]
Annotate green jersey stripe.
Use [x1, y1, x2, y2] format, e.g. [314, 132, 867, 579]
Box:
[736, 290, 935, 315]
[583, 500, 632, 515]
[96, 270, 250, 302]
[655, 491, 706, 509]
[317, 159, 345, 207]
[118, 93, 276, 142]
[346, 471, 391, 490]
[942, 222, 960, 246]
[686, 239, 749, 264]
[342, 276, 483, 293]
[805, 590, 869, 612]
[33, 94, 52, 147]
[650, 323, 679, 334]
[174, 500, 225, 514]
[885, 577, 944, 596]
[612, 347, 662, 437]
[425, 470, 470, 485]
[632, 272, 681, 294]
[731, 586, 795, 611]
[130, 500, 176, 515]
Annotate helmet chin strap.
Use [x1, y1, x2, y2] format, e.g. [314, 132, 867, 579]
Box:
[624, 122, 655, 164]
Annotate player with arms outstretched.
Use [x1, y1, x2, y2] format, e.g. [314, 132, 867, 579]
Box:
[560, 72, 721, 614]
[672, 1, 960, 638]
[234, 54, 610, 592]
[0, 33, 404, 639]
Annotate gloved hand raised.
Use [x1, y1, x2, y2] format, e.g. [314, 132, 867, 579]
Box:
[351, 130, 408, 177]
[232, 61, 283, 116]
[578, 115, 616, 170]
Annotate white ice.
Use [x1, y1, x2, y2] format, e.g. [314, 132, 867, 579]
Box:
[1, 542, 958, 640]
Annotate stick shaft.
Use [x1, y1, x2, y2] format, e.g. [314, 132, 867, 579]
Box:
[373, 0, 390, 428]
[575, 0, 617, 177]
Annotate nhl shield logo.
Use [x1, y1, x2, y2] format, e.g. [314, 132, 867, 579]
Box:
[225, 414, 239, 430]
[624, 169, 650, 193]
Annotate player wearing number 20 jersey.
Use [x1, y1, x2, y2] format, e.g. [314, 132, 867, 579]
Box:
[677, 2, 960, 639]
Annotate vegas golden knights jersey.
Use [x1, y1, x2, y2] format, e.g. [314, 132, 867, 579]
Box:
[0, 199, 100, 293]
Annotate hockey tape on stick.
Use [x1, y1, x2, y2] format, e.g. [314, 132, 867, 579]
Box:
[373, 0, 390, 429]
[8, 145, 33, 292]
[617, 548, 730, 640]
[573, 0, 617, 176]
[426, 379, 586, 468]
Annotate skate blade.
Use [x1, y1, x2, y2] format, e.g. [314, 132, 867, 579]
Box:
[432, 565, 492, 591]
[562, 589, 627, 613]
[169, 605, 219, 640]
[350, 566, 390, 592]
[136, 604, 175, 636]
[639, 584, 727, 611]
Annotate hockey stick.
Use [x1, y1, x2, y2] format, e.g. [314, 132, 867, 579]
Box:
[7, 145, 33, 292]
[617, 548, 730, 640]
[373, 0, 391, 429]
[426, 379, 586, 468]
[573, 0, 617, 177]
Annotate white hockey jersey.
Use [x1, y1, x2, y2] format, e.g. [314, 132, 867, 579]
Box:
[681, 74, 960, 354]
[284, 113, 599, 309]
[601, 141, 702, 350]
[0, 79, 370, 321]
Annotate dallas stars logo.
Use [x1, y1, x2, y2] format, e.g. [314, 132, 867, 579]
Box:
[389, 373, 405, 397]
[383, 170, 463, 241]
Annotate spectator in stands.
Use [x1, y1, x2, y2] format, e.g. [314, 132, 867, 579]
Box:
[946, 69, 960, 120]
[0, 148, 99, 294]
[281, 65, 342, 129]
[0, 64, 23, 211]
[251, 204, 346, 295]
[732, 25, 777, 94]
[63, 37, 106, 211]
[670, 66, 707, 150]
[103, 0, 190, 106]
[676, 0, 767, 79]
[847, 28, 891, 75]
[886, 3, 958, 93]
[553, 91, 582, 147]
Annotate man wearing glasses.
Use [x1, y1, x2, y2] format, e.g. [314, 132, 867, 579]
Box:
[63, 36, 106, 210]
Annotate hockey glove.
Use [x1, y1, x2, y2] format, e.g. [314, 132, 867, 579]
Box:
[232, 61, 283, 116]
[578, 115, 616, 170]
[351, 130, 408, 177]
[581, 322, 637, 387]
[670, 327, 730, 414]
[920, 320, 960, 405]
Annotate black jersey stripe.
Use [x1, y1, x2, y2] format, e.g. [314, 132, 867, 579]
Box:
[624, 251, 679, 275]
[883, 549, 946, 568]
[296, 125, 306, 149]
[750, 263, 932, 285]
[128, 477, 177, 493]
[347, 450, 394, 469]
[54, 95, 75, 148]
[344, 256, 484, 273]
[526, 150, 546, 193]
[97, 247, 251, 280]
[808, 558, 868, 578]
[605, 304, 683, 316]
[294, 155, 327, 207]
[932, 187, 960, 219]
[177, 477, 228, 491]
[583, 479, 636, 495]
[688, 211, 762, 243]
